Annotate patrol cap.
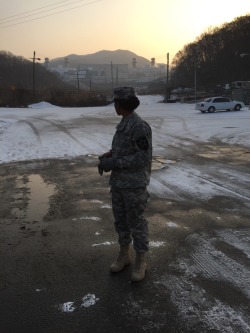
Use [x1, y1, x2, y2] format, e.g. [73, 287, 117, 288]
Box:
[113, 86, 136, 100]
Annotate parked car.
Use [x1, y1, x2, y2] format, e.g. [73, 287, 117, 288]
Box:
[195, 97, 245, 113]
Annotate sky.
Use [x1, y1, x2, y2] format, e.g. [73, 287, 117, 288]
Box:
[0, 0, 250, 63]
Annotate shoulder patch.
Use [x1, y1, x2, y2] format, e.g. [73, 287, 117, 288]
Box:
[136, 136, 149, 150]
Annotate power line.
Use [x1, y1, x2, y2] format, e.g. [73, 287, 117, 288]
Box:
[0, 0, 92, 25]
[0, 0, 103, 29]
[0, 0, 73, 21]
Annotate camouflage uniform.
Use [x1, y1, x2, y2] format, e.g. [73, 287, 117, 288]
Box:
[110, 111, 152, 253]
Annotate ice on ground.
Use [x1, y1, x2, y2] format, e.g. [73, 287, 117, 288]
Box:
[0, 96, 249, 201]
[81, 294, 99, 308]
[60, 301, 75, 313]
[92, 241, 116, 247]
[72, 216, 100, 221]
[150, 241, 166, 248]
[166, 222, 179, 228]
[216, 229, 250, 259]
[101, 204, 112, 209]
[157, 232, 250, 332]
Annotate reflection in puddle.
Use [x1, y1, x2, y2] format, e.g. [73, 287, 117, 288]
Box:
[13, 174, 56, 222]
[27, 175, 55, 222]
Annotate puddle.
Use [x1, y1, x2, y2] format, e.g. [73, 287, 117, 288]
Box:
[13, 174, 56, 222]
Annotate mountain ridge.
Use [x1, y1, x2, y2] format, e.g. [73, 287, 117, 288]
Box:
[50, 49, 151, 67]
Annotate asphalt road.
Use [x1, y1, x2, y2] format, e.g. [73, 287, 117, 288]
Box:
[0, 115, 250, 332]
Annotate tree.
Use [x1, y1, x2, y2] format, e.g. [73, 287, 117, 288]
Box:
[0, 51, 67, 90]
[171, 15, 250, 90]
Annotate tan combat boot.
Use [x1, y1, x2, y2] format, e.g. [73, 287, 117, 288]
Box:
[131, 252, 147, 282]
[110, 245, 131, 273]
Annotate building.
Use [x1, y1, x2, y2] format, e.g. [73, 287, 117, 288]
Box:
[231, 81, 250, 105]
[44, 57, 168, 90]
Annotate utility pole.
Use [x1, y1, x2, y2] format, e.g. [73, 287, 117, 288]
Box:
[194, 67, 197, 104]
[77, 72, 80, 91]
[30, 51, 41, 100]
[89, 77, 92, 91]
[111, 61, 114, 91]
[165, 52, 169, 101]
[116, 67, 118, 87]
[240, 53, 250, 106]
[194, 46, 198, 103]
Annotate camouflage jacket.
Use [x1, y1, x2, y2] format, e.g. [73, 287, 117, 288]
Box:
[109, 112, 152, 188]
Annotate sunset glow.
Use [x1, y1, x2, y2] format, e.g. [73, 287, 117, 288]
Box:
[1, 0, 249, 62]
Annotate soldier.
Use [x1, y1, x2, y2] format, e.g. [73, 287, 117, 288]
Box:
[98, 87, 152, 282]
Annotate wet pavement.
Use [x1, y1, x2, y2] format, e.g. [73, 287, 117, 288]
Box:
[0, 149, 250, 332]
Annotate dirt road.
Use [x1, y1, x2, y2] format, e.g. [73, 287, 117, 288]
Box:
[0, 139, 250, 332]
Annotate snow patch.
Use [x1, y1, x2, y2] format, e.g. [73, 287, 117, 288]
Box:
[81, 294, 99, 308]
[92, 241, 116, 247]
[28, 101, 60, 109]
[166, 222, 178, 228]
[157, 232, 250, 332]
[59, 302, 75, 313]
[101, 204, 112, 209]
[72, 216, 100, 221]
[150, 241, 166, 248]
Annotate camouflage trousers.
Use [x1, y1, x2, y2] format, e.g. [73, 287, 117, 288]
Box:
[111, 186, 150, 253]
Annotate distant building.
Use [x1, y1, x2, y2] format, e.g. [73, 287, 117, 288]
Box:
[43, 57, 168, 89]
[231, 81, 250, 104]
[232, 81, 250, 89]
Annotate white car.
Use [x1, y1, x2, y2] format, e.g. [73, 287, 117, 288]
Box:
[195, 97, 245, 113]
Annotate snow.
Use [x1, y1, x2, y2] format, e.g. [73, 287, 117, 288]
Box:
[0, 95, 249, 201]
[1, 96, 250, 329]
[157, 232, 250, 332]
[72, 216, 101, 221]
[149, 241, 166, 248]
[166, 222, 179, 228]
[28, 101, 60, 109]
[81, 293, 99, 308]
[60, 302, 75, 313]
[59, 294, 99, 313]
[1, 96, 249, 163]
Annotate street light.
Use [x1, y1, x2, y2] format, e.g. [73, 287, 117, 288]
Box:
[30, 51, 41, 100]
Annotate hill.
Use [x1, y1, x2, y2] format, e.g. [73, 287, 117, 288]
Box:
[49, 49, 151, 68]
[0, 51, 71, 106]
[171, 14, 250, 90]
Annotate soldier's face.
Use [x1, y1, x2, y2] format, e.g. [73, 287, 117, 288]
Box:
[114, 101, 122, 115]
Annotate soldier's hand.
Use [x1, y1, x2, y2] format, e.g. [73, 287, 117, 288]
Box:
[98, 163, 104, 176]
[99, 158, 116, 172]
[98, 150, 112, 160]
